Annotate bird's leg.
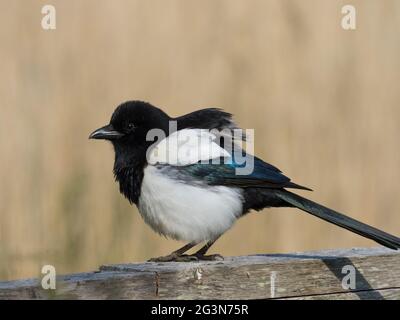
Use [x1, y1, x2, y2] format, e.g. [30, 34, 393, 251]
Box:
[148, 242, 198, 262]
[148, 236, 224, 262]
[191, 236, 224, 261]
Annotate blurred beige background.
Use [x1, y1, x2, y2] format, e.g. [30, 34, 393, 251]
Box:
[1, 0, 400, 281]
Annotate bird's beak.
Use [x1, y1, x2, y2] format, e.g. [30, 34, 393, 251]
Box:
[89, 124, 124, 140]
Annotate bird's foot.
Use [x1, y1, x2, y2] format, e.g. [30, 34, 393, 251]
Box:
[148, 253, 198, 262]
[148, 253, 224, 262]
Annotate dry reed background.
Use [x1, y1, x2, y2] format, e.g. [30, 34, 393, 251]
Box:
[1, 0, 400, 281]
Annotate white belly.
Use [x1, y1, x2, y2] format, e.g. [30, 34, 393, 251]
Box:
[138, 166, 243, 242]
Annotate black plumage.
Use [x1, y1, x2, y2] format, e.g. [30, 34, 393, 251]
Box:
[90, 100, 400, 261]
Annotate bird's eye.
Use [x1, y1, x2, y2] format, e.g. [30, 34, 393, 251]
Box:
[127, 123, 135, 130]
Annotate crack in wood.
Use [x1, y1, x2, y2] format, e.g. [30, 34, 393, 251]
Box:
[154, 272, 160, 297]
[275, 286, 400, 300]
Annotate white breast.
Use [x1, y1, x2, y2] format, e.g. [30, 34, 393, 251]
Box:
[138, 166, 243, 243]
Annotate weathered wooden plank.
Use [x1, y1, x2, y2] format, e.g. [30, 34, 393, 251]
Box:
[0, 247, 399, 299]
[100, 247, 400, 299]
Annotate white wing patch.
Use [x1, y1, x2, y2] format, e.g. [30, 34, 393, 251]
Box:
[148, 129, 230, 166]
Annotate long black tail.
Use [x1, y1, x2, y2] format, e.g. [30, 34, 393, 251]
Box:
[275, 189, 400, 250]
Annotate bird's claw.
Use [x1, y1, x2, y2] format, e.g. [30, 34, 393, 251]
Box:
[148, 253, 224, 262]
[148, 253, 198, 262]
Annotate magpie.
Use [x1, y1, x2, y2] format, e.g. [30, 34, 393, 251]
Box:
[89, 100, 400, 261]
